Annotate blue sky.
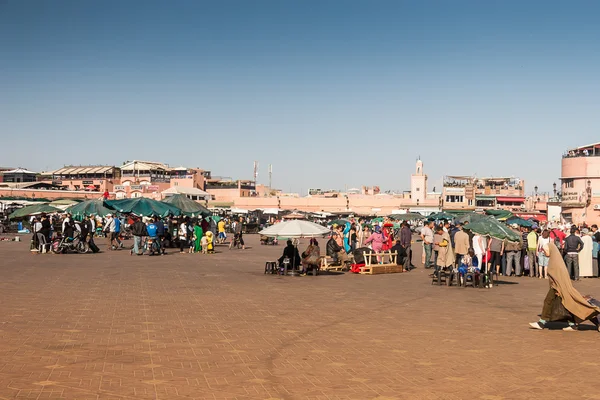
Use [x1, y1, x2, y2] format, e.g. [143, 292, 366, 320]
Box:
[1, 0, 599, 195]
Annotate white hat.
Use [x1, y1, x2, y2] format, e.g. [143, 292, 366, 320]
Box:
[106, 213, 112, 217]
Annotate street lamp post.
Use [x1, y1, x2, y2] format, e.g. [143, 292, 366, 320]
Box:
[553, 182, 557, 199]
[587, 180, 592, 206]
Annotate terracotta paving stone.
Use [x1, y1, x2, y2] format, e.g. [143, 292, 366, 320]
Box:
[1, 235, 600, 399]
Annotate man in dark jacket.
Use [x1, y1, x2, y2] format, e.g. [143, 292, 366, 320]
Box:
[400, 222, 412, 269]
[278, 240, 301, 268]
[564, 227, 584, 280]
[130, 217, 148, 255]
[39, 214, 52, 242]
[326, 233, 348, 265]
[390, 240, 408, 269]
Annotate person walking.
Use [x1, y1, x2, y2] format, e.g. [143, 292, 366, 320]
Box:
[179, 218, 189, 253]
[564, 227, 584, 280]
[234, 216, 245, 249]
[217, 218, 226, 243]
[529, 242, 600, 331]
[103, 214, 117, 250]
[400, 222, 412, 270]
[130, 216, 147, 255]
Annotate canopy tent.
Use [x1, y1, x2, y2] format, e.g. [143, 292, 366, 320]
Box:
[106, 198, 181, 217]
[506, 216, 534, 228]
[229, 208, 249, 214]
[463, 217, 521, 241]
[161, 194, 210, 217]
[389, 212, 425, 221]
[49, 199, 81, 210]
[259, 220, 330, 239]
[162, 186, 211, 200]
[9, 204, 61, 219]
[66, 199, 114, 220]
[259, 208, 280, 215]
[283, 212, 306, 220]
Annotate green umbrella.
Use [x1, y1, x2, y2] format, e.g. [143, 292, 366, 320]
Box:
[427, 212, 455, 221]
[66, 199, 114, 220]
[372, 217, 385, 223]
[106, 197, 181, 217]
[9, 204, 62, 219]
[485, 209, 514, 220]
[506, 217, 533, 227]
[330, 218, 350, 226]
[161, 194, 210, 217]
[457, 212, 487, 224]
[211, 215, 221, 222]
[389, 212, 424, 221]
[463, 217, 521, 241]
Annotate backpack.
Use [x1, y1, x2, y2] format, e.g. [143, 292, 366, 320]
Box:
[550, 230, 561, 249]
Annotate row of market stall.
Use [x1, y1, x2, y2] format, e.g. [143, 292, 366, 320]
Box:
[7, 194, 212, 220]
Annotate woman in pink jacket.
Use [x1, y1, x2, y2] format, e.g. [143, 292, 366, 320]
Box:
[365, 225, 387, 262]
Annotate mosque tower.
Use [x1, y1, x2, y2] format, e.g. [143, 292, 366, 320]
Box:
[411, 158, 427, 204]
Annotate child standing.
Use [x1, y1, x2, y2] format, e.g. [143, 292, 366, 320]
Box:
[201, 235, 208, 254]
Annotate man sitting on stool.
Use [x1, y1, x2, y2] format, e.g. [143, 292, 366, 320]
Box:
[327, 233, 349, 265]
[390, 240, 408, 269]
[278, 240, 301, 270]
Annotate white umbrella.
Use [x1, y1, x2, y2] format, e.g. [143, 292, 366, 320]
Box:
[259, 220, 330, 238]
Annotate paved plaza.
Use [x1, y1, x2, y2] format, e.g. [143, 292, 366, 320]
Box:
[1, 235, 599, 400]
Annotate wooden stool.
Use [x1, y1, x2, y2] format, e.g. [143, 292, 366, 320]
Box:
[431, 270, 447, 286]
[264, 262, 277, 274]
[463, 272, 477, 288]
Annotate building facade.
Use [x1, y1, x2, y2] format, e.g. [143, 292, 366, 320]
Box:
[39, 166, 120, 192]
[1, 168, 38, 183]
[561, 142, 600, 225]
[442, 176, 525, 212]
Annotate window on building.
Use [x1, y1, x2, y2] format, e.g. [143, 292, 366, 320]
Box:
[416, 188, 420, 191]
[564, 179, 574, 188]
[445, 195, 464, 203]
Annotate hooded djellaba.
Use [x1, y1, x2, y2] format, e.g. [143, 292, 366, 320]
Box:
[529, 242, 600, 331]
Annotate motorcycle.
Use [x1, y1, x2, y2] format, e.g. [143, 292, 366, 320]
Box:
[146, 237, 161, 256]
[51, 233, 88, 254]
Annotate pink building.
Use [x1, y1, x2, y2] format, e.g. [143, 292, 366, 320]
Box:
[442, 176, 526, 212]
[39, 166, 120, 193]
[561, 142, 600, 225]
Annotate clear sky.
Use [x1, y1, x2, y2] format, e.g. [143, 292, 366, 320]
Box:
[1, 0, 599, 195]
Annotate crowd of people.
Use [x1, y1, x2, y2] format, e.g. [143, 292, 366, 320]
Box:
[28, 212, 248, 255]
[418, 220, 600, 283]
